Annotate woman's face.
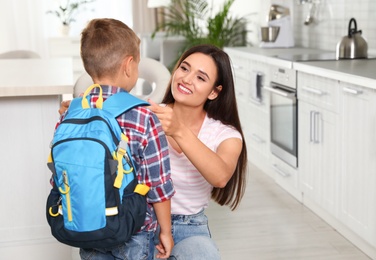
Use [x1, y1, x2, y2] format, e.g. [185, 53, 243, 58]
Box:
[171, 52, 220, 106]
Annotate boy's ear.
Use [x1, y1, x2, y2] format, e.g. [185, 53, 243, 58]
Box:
[123, 56, 134, 77]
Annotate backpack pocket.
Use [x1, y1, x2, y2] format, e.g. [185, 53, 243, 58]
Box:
[119, 179, 148, 237]
[52, 138, 112, 232]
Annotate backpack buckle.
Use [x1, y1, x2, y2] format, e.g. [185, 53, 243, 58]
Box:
[118, 140, 133, 166]
[114, 140, 134, 189]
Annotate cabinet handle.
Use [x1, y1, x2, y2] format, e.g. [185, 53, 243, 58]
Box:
[302, 86, 325, 96]
[251, 133, 264, 143]
[232, 64, 243, 70]
[237, 91, 244, 97]
[272, 164, 290, 177]
[250, 98, 263, 105]
[342, 87, 363, 95]
[313, 111, 320, 143]
[309, 111, 320, 143]
[310, 111, 314, 142]
[264, 86, 295, 97]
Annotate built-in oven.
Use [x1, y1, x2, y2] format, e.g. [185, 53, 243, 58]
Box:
[264, 66, 298, 168]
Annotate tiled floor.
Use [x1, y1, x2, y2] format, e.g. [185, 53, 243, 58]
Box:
[206, 163, 371, 260]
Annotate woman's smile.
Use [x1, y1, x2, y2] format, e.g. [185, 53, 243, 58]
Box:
[177, 83, 193, 94]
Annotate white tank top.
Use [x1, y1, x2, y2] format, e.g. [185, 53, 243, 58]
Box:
[170, 114, 242, 215]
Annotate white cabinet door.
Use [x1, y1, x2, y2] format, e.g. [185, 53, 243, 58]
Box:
[298, 101, 340, 216]
[226, 48, 272, 176]
[297, 72, 340, 216]
[339, 82, 376, 246]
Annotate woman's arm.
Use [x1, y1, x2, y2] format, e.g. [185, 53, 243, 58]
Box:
[148, 100, 242, 188]
[174, 126, 242, 188]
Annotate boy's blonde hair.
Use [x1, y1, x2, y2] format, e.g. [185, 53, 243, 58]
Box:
[81, 18, 140, 79]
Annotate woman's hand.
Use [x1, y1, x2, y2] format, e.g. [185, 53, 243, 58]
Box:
[147, 99, 180, 137]
[59, 100, 71, 115]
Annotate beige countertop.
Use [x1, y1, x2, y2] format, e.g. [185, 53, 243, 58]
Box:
[0, 58, 73, 97]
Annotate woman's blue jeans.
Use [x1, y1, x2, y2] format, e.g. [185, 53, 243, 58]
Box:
[156, 210, 220, 260]
[79, 230, 155, 260]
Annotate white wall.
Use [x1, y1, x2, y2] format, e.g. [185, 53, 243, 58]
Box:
[0, 0, 132, 58]
[231, 0, 376, 53]
[1, 0, 375, 55]
[293, 0, 376, 53]
[226, 0, 261, 45]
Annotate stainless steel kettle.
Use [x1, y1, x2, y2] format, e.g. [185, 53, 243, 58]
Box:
[336, 18, 368, 59]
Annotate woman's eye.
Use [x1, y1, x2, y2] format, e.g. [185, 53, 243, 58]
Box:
[198, 76, 205, 82]
[180, 65, 188, 71]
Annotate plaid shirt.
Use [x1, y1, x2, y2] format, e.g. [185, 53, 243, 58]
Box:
[58, 85, 174, 232]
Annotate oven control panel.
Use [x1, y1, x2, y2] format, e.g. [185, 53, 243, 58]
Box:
[270, 66, 296, 89]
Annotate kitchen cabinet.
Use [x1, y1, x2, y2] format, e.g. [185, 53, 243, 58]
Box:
[225, 47, 376, 259]
[339, 82, 376, 246]
[225, 48, 272, 177]
[297, 72, 340, 217]
[270, 154, 300, 200]
[0, 59, 73, 259]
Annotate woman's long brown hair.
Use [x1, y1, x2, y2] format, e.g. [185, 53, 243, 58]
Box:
[162, 44, 248, 210]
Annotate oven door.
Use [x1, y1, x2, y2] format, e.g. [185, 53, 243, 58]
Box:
[265, 82, 298, 168]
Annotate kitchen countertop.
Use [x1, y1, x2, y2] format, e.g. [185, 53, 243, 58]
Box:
[225, 47, 376, 90]
[293, 60, 376, 90]
[224, 46, 334, 69]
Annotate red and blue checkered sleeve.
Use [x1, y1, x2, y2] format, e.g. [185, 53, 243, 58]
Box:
[141, 111, 175, 203]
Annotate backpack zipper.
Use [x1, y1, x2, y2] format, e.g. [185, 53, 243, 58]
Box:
[59, 170, 72, 222]
[61, 116, 119, 145]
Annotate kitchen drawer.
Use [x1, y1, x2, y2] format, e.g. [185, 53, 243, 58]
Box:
[340, 81, 376, 102]
[235, 77, 269, 114]
[238, 99, 268, 131]
[297, 72, 340, 112]
[228, 53, 250, 81]
[234, 77, 250, 102]
[271, 154, 301, 202]
[245, 120, 269, 155]
[243, 120, 271, 176]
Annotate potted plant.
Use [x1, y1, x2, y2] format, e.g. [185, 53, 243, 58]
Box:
[47, 0, 95, 35]
[152, 0, 251, 68]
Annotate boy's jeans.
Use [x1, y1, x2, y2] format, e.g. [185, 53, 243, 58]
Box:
[79, 230, 154, 260]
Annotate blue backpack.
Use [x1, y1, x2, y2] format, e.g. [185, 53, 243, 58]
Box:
[46, 84, 150, 248]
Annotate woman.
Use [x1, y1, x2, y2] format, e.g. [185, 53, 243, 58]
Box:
[148, 44, 247, 259]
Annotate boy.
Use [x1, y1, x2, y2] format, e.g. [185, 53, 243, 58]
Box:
[67, 18, 174, 259]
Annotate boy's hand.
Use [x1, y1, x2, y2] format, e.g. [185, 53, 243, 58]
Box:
[59, 100, 71, 115]
[155, 230, 174, 259]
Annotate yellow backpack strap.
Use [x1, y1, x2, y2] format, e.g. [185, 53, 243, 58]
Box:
[81, 84, 103, 109]
[113, 148, 125, 189]
[134, 184, 150, 196]
[113, 134, 133, 188]
[47, 152, 52, 163]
